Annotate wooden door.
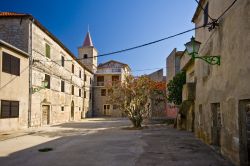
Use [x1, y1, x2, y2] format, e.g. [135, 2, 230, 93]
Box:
[71, 101, 74, 121]
[211, 103, 221, 149]
[239, 99, 250, 166]
[42, 105, 50, 125]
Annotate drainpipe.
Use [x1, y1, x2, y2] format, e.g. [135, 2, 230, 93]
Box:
[28, 18, 34, 127]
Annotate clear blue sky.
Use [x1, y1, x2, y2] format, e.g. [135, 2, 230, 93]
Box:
[0, 0, 197, 75]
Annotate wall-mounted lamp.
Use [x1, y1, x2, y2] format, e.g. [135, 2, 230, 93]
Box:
[32, 80, 48, 94]
[185, 37, 220, 65]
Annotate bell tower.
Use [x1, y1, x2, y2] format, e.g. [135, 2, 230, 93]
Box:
[78, 31, 98, 73]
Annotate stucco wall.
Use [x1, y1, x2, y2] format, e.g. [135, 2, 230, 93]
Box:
[0, 46, 29, 131]
[193, 0, 250, 165]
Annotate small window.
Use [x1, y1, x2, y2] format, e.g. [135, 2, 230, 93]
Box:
[1, 100, 19, 118]
[84, 91, 86, 98]
[61, 106, 64, 111]
[71, 85, 74, 95]
[61, 56, 64, 67]
[84, 74, 87, 81]
[101, 89, 106, 96]
[90, 77, 92, 84]
[45, 43, 50, 58]
[79, 70, 81, 78]
[79, 89, 82, 97]
[61, 80, 65, 92]
[79, 107, 81, 111]
[84, 54, 88, 59]
[203, 2, 209, 26]
[72, 64, 74, 74]
[45, 74, 50, 89]
[2, 52, 20, 76]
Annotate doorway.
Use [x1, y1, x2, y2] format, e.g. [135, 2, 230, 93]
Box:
[42, 105, 50, 125]
[239, 99, 250, 166]
[103, 104, 110, 116]
[211, 103, 221, 150]
[71, 101, 74, 121]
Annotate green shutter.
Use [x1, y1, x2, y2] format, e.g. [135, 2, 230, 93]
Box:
[45, 44, 50, 58]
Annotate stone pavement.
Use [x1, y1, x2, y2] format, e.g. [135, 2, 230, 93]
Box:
[0, 118, 234, 166]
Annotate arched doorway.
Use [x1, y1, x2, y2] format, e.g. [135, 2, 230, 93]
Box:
[71, 101, 74, 121]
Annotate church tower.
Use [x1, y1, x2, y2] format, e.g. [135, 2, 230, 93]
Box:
[78, 31, 98, 73]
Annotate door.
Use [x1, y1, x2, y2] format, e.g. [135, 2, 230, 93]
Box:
[103, 105, 110, 116]
[239, 99, 250, 166]
[211, 103, 221, 150]
[71, 101, 74, 121]
[42, 105, 50, 125]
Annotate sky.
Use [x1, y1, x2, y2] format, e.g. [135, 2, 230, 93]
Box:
[0, 0, 197, 76]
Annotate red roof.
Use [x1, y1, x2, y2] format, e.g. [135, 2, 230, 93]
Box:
[0, 12, 29, 17]
[83, 31, 94, 47]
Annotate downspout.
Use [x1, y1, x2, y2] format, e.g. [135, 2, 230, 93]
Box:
[28, 18, 34, 127]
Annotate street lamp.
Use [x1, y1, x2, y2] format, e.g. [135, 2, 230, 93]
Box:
[185, 37, 220, 65]
[32, 80, 49, 94]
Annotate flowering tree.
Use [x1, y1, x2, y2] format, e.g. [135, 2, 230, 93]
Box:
[107, 75, 166, 128]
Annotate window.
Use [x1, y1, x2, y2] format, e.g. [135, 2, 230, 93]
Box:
[45, 43, 50, 58]
[97, 76, 104, 86]
[90, 92, 92, 99]
[112, 75, 119, 85]
[61, 56, 64, 67]
[84, 91, 86, 98]
[113, 104, 118, 110]
[1, 100, 19, 118]
[61, 106, 64, 111]
[71, 85, 74, 95]
[79, 70, 81, 78]
[72, 64, 74, 73]
[45, 74, 50, 89]
[2, 52, 20, 76]
[61, 80, 65, 92]
[101, 89, 106, 96]
[79, 107, 81, 111]
[84, 74, 87, 81]
[84, 54, 88, 59]
[204, 2, 209, 26]
[79, 88, 82, 97]
[90, 77, 92, 84]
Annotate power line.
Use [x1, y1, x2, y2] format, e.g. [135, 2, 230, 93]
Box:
[35, 0, 238, 63]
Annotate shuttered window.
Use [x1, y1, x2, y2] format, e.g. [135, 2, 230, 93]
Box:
[84, 91, 86, 98]
[72, 85, 74, 95]
[1, 100, 19, 118]
[72, 64, 74, 73]
[45, 43, 50, 58]
[61, 80, 65, 92]
[45, 74, 50, 89]
[2, 52, 20, 76]
[79, 89, 81, 97]
[61, 56, 64, 67]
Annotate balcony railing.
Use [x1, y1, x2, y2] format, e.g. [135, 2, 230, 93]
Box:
[96, 82, 104, 86]
[96, 68, 122, 74]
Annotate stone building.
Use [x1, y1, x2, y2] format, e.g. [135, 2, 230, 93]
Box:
[192, 0, 250, 165]
[93, 60, 131, 117]
[0, 40, 29, 131]
[147, 69, 167, 118]
[0, 12, 93, 127]
[166, 48, 183, 118]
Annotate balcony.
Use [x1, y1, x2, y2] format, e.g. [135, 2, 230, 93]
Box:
[96, 82, 104, 86]
[96, 68, 122, 74]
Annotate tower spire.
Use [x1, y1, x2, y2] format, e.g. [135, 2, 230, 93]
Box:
[83, 30, 93, 47]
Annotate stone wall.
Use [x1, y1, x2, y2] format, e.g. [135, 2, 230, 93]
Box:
[193, 0, 250, 165]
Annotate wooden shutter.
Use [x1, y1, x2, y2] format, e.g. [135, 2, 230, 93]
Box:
[61, 80, 65, 92]
[10, 101, 19, 118]
[45, 74, 50, 89]
[2, 52, 11, 74]
[45, 44, 50, 58]
[1, 100, 10, 118]
[11, 56, 20, 76]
